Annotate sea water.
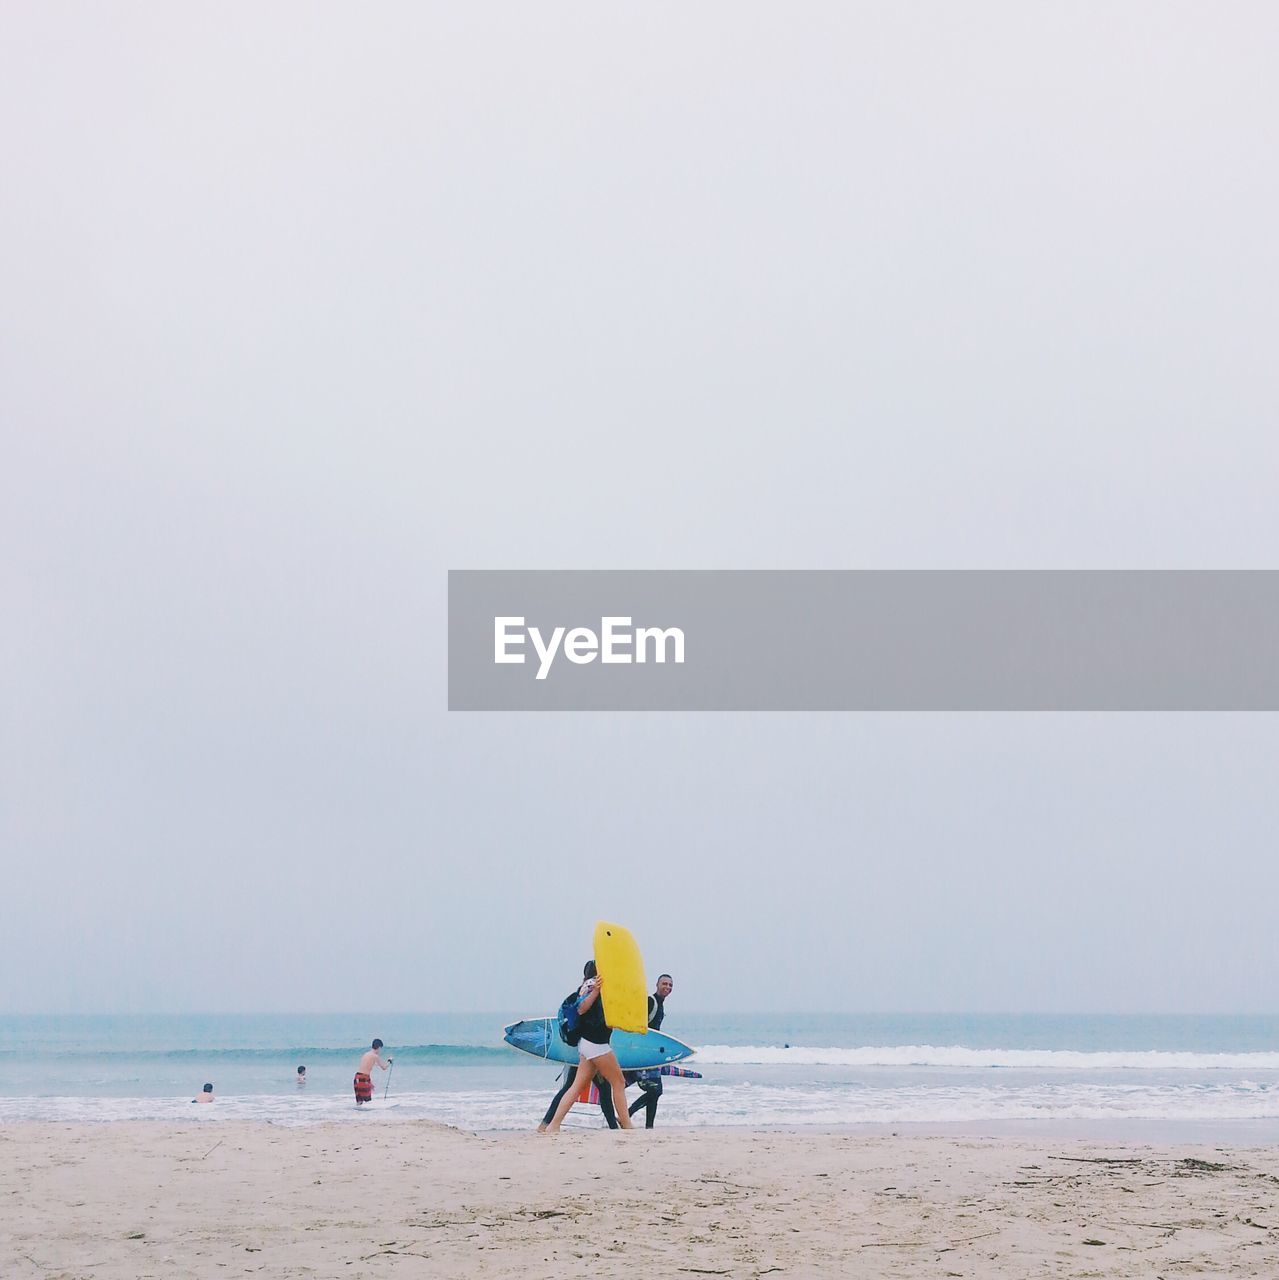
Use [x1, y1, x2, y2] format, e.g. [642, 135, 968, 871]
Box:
[3, 1013, 1279, 1139]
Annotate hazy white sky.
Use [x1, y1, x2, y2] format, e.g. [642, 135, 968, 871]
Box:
[3, 3, 1277, 1014]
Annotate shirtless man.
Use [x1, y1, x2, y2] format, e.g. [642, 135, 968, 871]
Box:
[354, 1039, 391, 1105]
[192, 1082, 214, 1103]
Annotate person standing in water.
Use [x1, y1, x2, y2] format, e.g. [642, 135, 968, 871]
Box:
[627, 973, 673, 1128]
[296, 1065, 306, 1088]
[192, 1083, 214, 1103]
[543, 961, 632, 1133]
[354, 1039, 391, 1105]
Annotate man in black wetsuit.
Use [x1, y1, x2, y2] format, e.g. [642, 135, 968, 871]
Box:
[627, 973, 674, 1128]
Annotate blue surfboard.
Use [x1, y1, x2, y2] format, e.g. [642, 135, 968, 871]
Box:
[502, 1018, 695, 1070]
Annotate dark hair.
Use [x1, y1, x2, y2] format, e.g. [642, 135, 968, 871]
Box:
[372, 1039, 384, 1050]
[297, 1065, 306, 1074]
[582, 960, 597, 980]
[202, 1083, 213, 1093]
[658, 973, 673, 983]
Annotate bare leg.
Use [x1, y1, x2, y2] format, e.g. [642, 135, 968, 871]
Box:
[538, 1066, 575, 1131]
[545, 1059, 593, 1132]
[594, 1053, 633, 1130]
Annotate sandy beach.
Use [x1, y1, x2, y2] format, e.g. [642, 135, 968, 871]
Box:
[4, 1123, 1278, 1278]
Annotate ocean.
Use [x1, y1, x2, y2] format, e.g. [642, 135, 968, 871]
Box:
[4, 1013, 1279, 1139]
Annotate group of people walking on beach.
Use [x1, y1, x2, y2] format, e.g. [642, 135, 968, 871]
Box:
[346, 965, 675, 1132]
[538, 964, 674, 1133]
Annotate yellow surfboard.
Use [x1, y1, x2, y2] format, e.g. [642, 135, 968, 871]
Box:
[593, 921, 648, 1034]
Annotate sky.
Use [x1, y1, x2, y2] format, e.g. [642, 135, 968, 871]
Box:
[2, 3, 1277, 1015]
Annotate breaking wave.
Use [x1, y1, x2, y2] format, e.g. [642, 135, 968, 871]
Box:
[692, 1044, 1279, 1070]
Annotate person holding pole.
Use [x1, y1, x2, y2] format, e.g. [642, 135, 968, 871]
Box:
[354, 1038, 391, 1106]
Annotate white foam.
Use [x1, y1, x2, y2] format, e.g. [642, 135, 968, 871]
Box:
[692, 1044, 1279, 1070]
[4, 1080, 1279, 1130]
[662, 1081, 1279, 1128]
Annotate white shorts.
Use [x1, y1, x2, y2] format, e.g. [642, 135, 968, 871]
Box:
[578, 1038, 613, 1062]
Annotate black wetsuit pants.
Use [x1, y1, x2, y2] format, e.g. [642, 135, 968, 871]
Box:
[627, 1074, 663, 1128]
[541, 1068, 618, 1128]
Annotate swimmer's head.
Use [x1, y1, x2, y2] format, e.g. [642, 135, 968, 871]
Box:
[372, 1039, 384, 1051]
[202, 1083, 213, 1093]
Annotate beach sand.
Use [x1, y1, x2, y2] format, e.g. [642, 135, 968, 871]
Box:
[3, 1122, 1278, 1278]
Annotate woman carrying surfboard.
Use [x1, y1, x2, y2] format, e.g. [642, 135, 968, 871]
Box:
[542, 961, 633, 1133]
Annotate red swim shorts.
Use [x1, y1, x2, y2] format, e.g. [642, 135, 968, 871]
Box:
[353, 1072, 373, 1102]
